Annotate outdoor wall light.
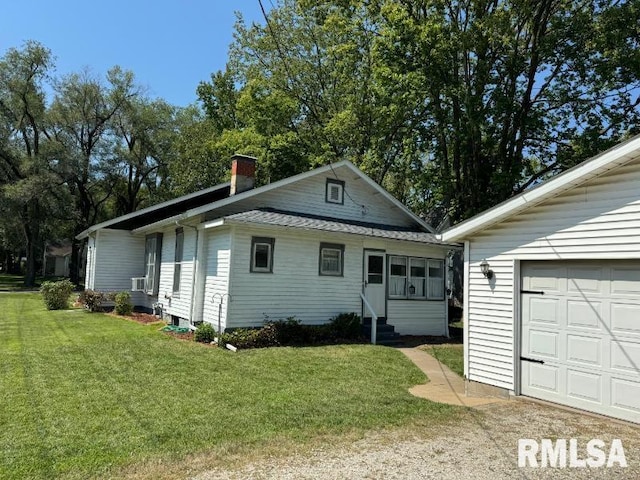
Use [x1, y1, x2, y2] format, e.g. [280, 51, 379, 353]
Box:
[480, 259, 494, 280]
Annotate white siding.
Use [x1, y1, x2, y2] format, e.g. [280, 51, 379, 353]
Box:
[85, 235, 96, 289]
[207, 164, 418, 228]
[465, 157, 640, 391]
[157, 226, 198, 321]
[202, 229, 231, 331]
[91, 229, 151, 307]
[225, 226, 448, 335]
[384, 241, 448, 336]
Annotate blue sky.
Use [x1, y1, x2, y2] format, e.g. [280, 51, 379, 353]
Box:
[1, 0, 268, 107]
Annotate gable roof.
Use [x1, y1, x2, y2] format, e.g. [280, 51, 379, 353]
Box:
[77, 183, 231, 239]
[87, 160, 435, 237]
[212, 208, 451, 245]
[441, 134, 640, 242]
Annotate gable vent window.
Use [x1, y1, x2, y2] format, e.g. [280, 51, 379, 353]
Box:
[325, 178, 344, 204]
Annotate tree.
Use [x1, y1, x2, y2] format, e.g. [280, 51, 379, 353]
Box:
[0, 41, 69, 286]
[201, 0, 640, 224]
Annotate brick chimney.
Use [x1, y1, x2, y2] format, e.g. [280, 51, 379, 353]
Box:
[230, 154, 256, 195]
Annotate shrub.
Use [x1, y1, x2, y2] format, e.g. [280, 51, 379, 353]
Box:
[194, 322, 216, 343]
[79, 289, 115, 312]
[328, 312, 362, 340]
[40, 279, 75, 310]
[114, 291, 133, 316]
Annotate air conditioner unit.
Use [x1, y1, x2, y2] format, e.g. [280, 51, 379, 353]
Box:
[131, 277, 146, 292]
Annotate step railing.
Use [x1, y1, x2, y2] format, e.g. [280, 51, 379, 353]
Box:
[360, 292, 378, 345]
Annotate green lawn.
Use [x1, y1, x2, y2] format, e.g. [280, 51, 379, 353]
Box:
[0, 294, 456, 479]
[0, 273, 66, 291]
[422, 344, 464, 377]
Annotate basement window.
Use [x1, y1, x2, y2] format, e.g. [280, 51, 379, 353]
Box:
[325, 178, 344, 204]
[250, 237, 275, 273]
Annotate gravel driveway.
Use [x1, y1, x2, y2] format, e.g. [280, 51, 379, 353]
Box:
[193, 400, 640, 480]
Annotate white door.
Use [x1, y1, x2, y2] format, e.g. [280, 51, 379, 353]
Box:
[521, 261, 640, 423]
[363, 250, 386, 319]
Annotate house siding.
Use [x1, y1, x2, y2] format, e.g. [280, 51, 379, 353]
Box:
[465, 157, 640, 391]
[225, 226, 449, 334]
[157, 226, 197, 321]
[85, 235, 96, 289]
[202, 228, 232, 331]
[90, 229, 151, 308]
[206, 164, 418, 228]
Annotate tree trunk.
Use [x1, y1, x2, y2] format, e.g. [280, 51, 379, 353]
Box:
[24, 238, 37, 287]
[69, 238, 81, 286]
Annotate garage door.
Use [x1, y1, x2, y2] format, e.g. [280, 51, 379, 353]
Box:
[521, 261, 640, 423]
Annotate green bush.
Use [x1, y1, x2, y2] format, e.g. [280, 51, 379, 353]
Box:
[79, 289, 115, 312]
[329, 312, 362, 339]
[40, 279, 75, 310]
[194, 322, 216, 343]
[114, 291, 133, 316]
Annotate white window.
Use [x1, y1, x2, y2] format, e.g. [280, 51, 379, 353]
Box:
[409, 257, 427, 299]
[173, 228, 184, 295]
[325, 178, 344, 204]
[388, 256, 444, 300]
[144, 233, 162, 295]
[319, 243, 344, 276]
[389, 256, 407, 298]
[251, 237, 275, 273]
[428, 260, 444, 300]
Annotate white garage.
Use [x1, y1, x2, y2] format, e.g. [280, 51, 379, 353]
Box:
[442, 135, 640, 423]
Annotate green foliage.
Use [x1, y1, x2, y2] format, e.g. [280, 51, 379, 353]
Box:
[114, 291, 133, 316]
[328, 312, 362, 339]
[79, 289, 114, 312]
[39, 279, 74, 310]
[194, 322, 216, 343]
[219, 313, 364, 350]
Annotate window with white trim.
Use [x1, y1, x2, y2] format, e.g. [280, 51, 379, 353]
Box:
[144, 233, 162, 295]
[250, 237, 275, 273]
[388, 256, 444, 300]
[173, 228, 184, 295]
[319, 243, 344, 276]
[325, 178, 344, 204]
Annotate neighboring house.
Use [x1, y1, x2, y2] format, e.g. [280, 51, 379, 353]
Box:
[78, 155, 459, 341]
[442, 135, 640, 424]
[43, 241, 72, 277]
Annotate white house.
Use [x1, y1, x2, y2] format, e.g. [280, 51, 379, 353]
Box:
[442, 135, 640, 424]
[79, 156, 458, 342]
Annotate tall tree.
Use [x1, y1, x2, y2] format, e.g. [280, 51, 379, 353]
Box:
[0, 41, 68, 286]
[201, 0, 640, 223]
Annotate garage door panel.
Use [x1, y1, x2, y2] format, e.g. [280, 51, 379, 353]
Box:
[567, 369, 602, 403]
[526, 363, 559, 393]
[529, 330, 559, 359]
[529, 269, 562, 292]
[567, 335, 602, 366]
[567, 300, 602, 329]
[529, 297, 559, 324]
[611, 268, 640, 294]
[522, 260, 640, 424]
[611, 340, 640, 372]
[567, 267, 603, 294]
[611, 303, 640, 335]
[611, 378, 640, 413]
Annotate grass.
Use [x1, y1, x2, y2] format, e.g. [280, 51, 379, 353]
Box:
[0, 293, 458, 479]
[422, 344, 464, 378]
[0, 273, 66, 291]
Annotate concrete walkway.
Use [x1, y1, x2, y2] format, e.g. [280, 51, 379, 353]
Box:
[399, 347, 506, 407]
